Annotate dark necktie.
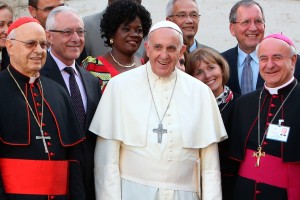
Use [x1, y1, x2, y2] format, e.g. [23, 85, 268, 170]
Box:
[241, 55, 253, 94]
[64, 67, 86, 129]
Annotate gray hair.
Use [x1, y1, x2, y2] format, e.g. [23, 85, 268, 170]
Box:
[45, 6, 83, 30]
[7, 29, 15, 39]
[166, 0, 197, 17]
[229, 0, 265, 23]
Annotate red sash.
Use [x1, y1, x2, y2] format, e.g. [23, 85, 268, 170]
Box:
[0, 158, 68, 195]
[239, 149, 300, 199]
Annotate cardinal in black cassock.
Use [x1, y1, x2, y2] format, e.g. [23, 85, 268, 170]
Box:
[0, 17, 86, 200]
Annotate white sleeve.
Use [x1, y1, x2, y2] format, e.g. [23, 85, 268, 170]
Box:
[200, 143, 222, 200]
[94, 136, 121, 200]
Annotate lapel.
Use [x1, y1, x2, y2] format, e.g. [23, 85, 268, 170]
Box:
[256, 72, 264, 90]
[42, 52, 101, 132]
[223, 46, 241, 94]
[1, 48, 10, 70]
[223, 46, 265, 93]
[42, 52, 69, 91]
[75, 65, 96, 131]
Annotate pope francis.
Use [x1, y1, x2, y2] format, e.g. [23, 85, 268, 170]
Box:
[89, 20, 227, 200]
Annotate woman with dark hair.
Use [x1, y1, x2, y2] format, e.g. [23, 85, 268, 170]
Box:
[186, 48, 239, 200]
[0, 2, 13, 70]
[82, 0, 152, 92]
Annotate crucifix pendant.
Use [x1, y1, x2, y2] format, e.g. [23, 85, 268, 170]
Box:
[36, 129, 51, 153]
[252, 146, 265, 167]
[153, 123, 167, 143]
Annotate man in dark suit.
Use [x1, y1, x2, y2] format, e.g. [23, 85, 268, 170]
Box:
[222, 0, 300, 95]
[221, 0, 265, 95]
[41, 6, 101, 200]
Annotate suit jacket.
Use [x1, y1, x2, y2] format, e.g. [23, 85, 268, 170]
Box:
[221, 45, 300, 94]
[41, 52, 101, 200]
[0, 48, 9, 70]
[83, 11, 109, 58]
[195, 40, 211, 50]
[83, 11, 145, 58]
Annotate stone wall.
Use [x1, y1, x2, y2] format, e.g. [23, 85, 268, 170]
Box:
[1, 0, 102, 18]
[3, 0, 300, 52]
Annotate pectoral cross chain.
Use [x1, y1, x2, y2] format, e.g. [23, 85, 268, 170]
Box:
[252, 146, 265, 167]
[36, 129, 51, 153]
[153, 123, 167, 143]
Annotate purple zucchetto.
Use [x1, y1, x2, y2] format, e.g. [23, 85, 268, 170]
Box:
[263, 33, 295, 48]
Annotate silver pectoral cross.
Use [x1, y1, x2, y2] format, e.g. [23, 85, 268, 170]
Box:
[153, 123, 167, 143]
[36, 129, 51, 153]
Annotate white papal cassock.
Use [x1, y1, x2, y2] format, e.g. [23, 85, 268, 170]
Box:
[89, 62, 228, 200]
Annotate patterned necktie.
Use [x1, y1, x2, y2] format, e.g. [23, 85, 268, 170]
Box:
[64, 67, 86, 129]
[241, 55, 253, 94]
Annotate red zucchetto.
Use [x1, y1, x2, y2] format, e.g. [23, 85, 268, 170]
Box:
[7, 17, 41, 35]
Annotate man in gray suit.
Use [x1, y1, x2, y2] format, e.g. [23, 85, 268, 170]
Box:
[83, 0, 143, 57]
[166, 0, 210, 53]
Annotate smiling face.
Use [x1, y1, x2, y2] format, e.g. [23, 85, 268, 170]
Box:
[230, 4, 265, 54]
[0, 7, 13, 48]
[112, 17, 143, 55]
[258, 38, 296, 88]
[167, 0, 199, 46]
[145, 27, 185, 77]
[6, 22, 47, 77]
[193, 60, 224, 96]
[47, 11, 84, 66]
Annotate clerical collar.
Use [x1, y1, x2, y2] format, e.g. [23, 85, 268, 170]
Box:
[264, 77, 295, 95]
[146, 62, 177, 82]
[29, 76, 39, 84]
[8, 65, 40, 84]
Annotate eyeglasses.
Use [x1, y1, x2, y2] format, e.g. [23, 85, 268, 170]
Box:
[48, 29, 87, 37]
[35, 3, 68, 12]
[169, 13, 201, 20]
[10, 39, 48, 49]
[233, 19, 265, 27]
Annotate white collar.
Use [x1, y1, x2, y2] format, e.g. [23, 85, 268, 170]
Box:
[265, 77, 295, 95]
[237, 46, 259, 66]
[146, 62, 177, 82]
[50, 51, 78, 75]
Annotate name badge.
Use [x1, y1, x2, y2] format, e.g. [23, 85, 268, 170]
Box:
[266, 124, 290, 142]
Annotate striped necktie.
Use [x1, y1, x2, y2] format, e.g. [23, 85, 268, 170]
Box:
[241, 55, 253, 94]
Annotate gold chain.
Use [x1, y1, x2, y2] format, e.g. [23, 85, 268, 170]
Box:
[109, 51, 135, 68]
[7, 66, 44, 129]
[257, 80, 298, 147]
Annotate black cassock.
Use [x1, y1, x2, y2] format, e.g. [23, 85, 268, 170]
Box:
[218, 92, 240, 200]
[0, 66, 86, 200]
[230, 79, 300, 200]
